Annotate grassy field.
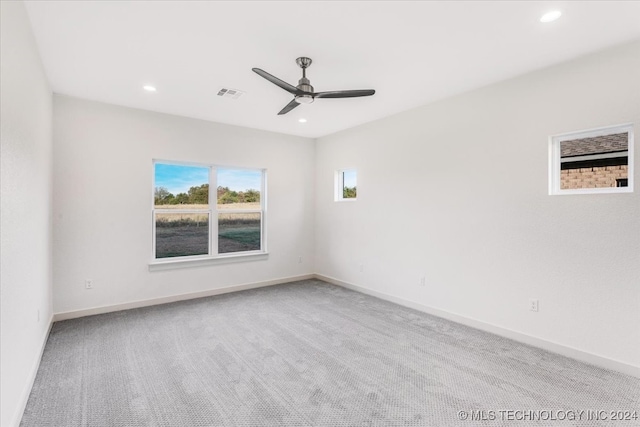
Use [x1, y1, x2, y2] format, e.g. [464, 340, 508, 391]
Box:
[155, 204, 261, 257]
[155, 221, 208, 258]
[218, 213, 260, 253]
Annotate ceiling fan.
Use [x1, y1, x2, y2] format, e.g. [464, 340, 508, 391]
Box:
[252, 57, 375, 115]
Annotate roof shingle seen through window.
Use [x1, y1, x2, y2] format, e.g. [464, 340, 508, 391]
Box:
[561, 133, 628, 158]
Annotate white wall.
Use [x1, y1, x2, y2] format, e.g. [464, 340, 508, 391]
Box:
[53, 95, 315, 314]
[315, 41, 640, 370]
[0, 2, 54, 426]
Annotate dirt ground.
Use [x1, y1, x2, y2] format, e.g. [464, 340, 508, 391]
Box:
[155, 224, 208, 258]
[156, 222, 260, 258]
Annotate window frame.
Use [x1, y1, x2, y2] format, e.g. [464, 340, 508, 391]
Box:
[548, 123, 634, 195]
[334, 168, 358, 202]
[150, 160, 267, 270]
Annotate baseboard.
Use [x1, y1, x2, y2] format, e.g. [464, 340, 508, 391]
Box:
[53, 274, 315, 322]
[315, 274, 640, 378]
[11, 315, 54, 427]
[50, 272, 640, 377]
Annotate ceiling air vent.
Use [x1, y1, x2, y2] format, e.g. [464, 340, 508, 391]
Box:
[217, 88, 244, 100]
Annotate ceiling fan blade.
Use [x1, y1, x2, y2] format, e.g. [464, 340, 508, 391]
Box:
[277, 99, 300, 115]
[314, 89, 375, 99]
[252, 68, 300, 95]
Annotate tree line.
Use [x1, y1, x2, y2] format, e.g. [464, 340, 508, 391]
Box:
[154, 184, 260, 205]
[343, 186, 357, 198]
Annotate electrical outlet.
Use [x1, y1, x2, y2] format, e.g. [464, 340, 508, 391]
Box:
[298, 256, 302, 264]
[359, 264, 364, 273]
[85, 279, 94, 290]
[529, 299, 539, 312]
[419, 276, 426, 287]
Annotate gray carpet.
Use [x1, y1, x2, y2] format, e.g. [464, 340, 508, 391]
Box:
[21, 280, 640, 426]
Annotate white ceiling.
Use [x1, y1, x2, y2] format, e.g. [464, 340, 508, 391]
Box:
[24, 1, 640, 139]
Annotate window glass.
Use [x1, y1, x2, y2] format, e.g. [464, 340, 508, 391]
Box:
[342, 170, 357, 199]
[218, 212, 261, 254]
[336, 169, 357, 201]
[153, 162, 265, 261]
[550, 124, 633, 195]
[217, 168, 262, 210]
[154, 164, 209, 208]
[560, 133, 628, 190]
[155, 212, 209, 258]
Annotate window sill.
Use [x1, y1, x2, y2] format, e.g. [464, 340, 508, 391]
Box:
[149, 252, 269, 272]
[550, 187, 633, 196]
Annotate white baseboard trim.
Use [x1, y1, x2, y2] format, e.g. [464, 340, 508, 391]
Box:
[49, 272, 639, 378]
[315, 274, 640, 378]
[12, 315, 54, 427]
[54, 274, 315, 322]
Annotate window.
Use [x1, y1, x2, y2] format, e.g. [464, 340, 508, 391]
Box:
[153, 161, 265, 264]
[217, 168, 263, 254]
[549, 124, 634, 195]
[335, 169, 357, 201]
[616, 178, 628, 188]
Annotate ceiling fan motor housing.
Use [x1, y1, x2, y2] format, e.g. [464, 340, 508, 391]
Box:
[295, 57, 314, 103]
[297, 77, 313, 94]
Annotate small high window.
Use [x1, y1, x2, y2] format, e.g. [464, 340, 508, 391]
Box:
[335, 169, 357, 201]
[549, 124, 634, 195]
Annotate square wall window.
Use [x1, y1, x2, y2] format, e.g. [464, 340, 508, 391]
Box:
[549, 124, 634, 195]
[335, 169, 357, 201]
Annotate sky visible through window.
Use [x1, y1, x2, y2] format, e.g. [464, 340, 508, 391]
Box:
[218, 168, 261, 192]
[155, 163, 261, 194]
[343, 170, 357, 188]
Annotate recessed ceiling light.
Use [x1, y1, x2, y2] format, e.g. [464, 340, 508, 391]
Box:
[298, 118, 307, 123]
[540, 10, 562, 23]
[143, 85, 157, 92]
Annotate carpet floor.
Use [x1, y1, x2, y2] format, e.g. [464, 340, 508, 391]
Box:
[21, 279, 640, 426]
